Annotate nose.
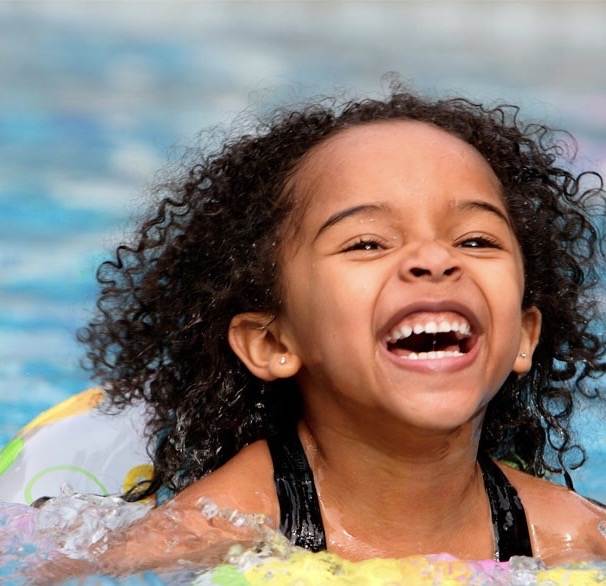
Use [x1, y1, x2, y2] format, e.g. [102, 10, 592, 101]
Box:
[398, 240, 462, 282]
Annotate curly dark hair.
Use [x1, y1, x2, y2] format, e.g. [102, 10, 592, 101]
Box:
[78, 85, 606, 499]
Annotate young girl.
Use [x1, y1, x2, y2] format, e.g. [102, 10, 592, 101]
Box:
[77, 85, 606, 571]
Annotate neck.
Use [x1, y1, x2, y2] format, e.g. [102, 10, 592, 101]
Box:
[301, 399, 485, 470]
[298, 413, 493, 559]
[301, 414, 482, 496]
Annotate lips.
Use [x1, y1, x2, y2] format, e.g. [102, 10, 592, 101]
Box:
[384, 310, 477, 361]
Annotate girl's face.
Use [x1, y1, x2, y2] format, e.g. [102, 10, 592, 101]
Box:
[274, 121, 541, 436]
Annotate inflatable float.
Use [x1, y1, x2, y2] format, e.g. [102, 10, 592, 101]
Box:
[0, 388, 152, 505]
[206, 551, 606, 585]
[1, 390, 605, 585]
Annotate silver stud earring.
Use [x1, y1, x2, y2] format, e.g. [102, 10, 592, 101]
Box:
[519, 352, 527, 359]
[278, 356, 287, 365]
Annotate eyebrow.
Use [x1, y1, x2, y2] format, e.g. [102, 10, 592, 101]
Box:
[313, 198, 511, 241]
[314, 203, 387, 240]
[456, 200, 512, 227]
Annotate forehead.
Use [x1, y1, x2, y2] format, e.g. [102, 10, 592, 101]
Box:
[289, 120, 502, 218]
[303, 120, 493, 177]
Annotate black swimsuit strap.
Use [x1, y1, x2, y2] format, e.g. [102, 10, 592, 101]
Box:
[266, 425, 326, 552]
[267, 427, 532, 560]
[477, 453, 533, 560]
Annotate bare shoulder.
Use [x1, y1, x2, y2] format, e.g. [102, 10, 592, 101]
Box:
[93, 440, 278, 575]
[497, 462, 606, 563]
[175, 439, 278, 522]
[123, 440, 278, 540]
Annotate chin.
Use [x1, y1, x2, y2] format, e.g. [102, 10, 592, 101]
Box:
[393, 402, 487, 436]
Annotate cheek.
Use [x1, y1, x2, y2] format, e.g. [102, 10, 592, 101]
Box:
[313, 270, 379, 328]
[494, 288, 524, 335]
[485, 261, 525, 304]
[284, 270, 374, 354]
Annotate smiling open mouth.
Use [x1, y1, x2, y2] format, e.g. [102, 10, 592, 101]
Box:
[385, 317, 474, 360]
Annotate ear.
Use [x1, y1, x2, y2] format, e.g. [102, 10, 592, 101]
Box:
[228, 312, 302, 381]
[513, 306, 542, 376]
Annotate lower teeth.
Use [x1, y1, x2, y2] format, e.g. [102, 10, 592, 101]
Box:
[406, 350, 463, 360]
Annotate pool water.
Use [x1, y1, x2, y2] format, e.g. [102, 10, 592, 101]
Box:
[1, 3, 605, 502]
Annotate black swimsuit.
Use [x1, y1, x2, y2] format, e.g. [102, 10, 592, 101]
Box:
[266, 424, 533, 561]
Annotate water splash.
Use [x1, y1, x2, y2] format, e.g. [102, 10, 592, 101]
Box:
[1, 493, 605, 585]
[0, 490, 149, 584]
[0, 490, 286, 584]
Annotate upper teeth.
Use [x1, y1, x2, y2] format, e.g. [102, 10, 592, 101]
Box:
[386, 320, 471, 343]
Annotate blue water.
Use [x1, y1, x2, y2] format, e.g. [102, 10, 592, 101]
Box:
[1, 3, 605, 501]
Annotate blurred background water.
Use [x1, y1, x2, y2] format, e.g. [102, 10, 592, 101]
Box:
[1, 1, 605, 500]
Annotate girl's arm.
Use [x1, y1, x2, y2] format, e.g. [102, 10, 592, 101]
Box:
[38, 440, 278, 580]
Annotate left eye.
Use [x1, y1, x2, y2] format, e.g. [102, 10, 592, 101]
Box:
[458, 236, 501, 249]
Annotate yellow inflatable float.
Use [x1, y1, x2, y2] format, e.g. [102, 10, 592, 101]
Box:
[211, 551, 606, 585]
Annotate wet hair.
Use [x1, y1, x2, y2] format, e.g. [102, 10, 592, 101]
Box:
[79, 84, 606, 499]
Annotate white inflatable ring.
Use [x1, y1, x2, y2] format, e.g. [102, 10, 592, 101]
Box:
[0, 388, 153, 505]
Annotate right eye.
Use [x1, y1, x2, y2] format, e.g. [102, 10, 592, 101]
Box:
[342, 238, 384, 252]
